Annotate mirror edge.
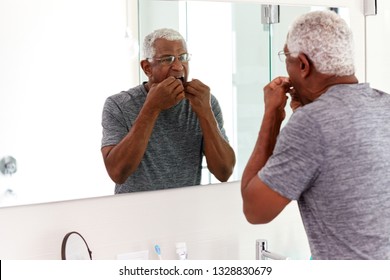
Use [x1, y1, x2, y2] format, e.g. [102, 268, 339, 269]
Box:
[61, 231, 93, 260]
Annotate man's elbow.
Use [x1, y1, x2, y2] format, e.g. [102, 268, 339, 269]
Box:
[214, 166, 234, 182]
[243, 205, 275, 224]
[108, 172, 127, 185]
[213, 158, 236, 182]
[106, 166, 133, 185]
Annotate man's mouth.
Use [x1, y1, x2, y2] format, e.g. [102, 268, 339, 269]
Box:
[175, 76, 185, 84]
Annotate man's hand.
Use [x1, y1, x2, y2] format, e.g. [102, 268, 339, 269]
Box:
[263, 76, 291, 120]
[146, 76, 185, 112]
[184, 79, 211, 115]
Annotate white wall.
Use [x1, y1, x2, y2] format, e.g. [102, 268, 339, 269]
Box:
[0, 0, 139, 205]
[0, 181, 311, 260]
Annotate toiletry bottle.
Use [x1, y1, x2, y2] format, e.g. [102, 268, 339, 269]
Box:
[175, 242, 187, 260]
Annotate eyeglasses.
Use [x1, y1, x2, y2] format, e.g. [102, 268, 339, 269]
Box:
[277, 50, 296, 63]
[148, 53, 191, 66]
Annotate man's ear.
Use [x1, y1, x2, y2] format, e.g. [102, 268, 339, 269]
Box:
[298, 53, 311, 78]
[140, 60, 152, 77]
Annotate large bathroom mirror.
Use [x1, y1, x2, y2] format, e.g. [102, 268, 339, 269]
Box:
[0, 0, 358, 207]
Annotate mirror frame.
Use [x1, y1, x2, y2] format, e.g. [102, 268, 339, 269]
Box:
[61, 231, 92, 260]
[0, 0, 366, 208]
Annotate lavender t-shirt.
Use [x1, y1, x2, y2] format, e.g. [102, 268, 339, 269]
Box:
[259, 83, 390, 259]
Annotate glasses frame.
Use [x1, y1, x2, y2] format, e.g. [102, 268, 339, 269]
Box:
[148, 53, 192, 66]
[277, 50, 296, 63]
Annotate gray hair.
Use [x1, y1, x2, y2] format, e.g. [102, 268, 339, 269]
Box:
[286, 10, 355, 76]
[142, 28, 187, 59]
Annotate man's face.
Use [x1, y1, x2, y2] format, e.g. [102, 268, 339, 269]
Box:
[283, 45, 311, 106]
[144, 38, 189, 86]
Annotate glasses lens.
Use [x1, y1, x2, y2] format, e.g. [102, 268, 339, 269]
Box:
[158, 56, 175, 65]
[179, 53, 191, 62]
[278, 51, 285, 63]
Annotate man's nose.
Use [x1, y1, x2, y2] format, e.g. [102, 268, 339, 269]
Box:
[171, 57, 184, 70]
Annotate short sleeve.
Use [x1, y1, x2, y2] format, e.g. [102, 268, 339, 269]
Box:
[101, 97, 129, 147]
[259, 109, 324, 200]
[211, 94, 229, 142]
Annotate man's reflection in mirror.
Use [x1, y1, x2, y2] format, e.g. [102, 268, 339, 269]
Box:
[101, 28, 235, 193]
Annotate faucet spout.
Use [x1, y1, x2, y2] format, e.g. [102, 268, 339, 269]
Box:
[256, 239, 289, 260]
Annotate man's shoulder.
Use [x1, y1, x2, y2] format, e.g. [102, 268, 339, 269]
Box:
[110, 84, 145, 100]
[105, 84, 146, 108]
[209, 93, 222, 109]
[210, 93, 219, 102]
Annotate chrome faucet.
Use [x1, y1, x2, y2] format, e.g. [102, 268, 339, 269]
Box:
[256, 239, 289, 260]
[0, 156, 17, 175]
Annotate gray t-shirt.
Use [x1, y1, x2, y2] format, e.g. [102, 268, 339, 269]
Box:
[101, 83, 228, 193]
[259, 83, 390, 259]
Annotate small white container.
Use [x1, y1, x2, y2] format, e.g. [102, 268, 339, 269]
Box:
[175, 242, 187, 260]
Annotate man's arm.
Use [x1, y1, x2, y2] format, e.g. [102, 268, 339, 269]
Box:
[241, 77, 291, 224]
[102, 77, 185, 184]
[185, 79, 236, 182]
[102, 104, 159, 184]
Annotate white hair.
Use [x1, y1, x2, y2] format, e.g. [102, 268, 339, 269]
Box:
[142, 28, 187, 59]
[286, 10, 355, 76]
